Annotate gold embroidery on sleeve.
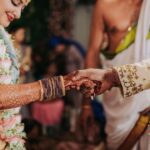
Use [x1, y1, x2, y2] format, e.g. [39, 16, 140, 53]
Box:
[115, 65, 144, 97]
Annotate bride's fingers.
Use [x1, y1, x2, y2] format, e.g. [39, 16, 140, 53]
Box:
[71, 85, 76, 88]
[77, 86, 80, 90]
[80, 87, 95, 96]
[65, 78, 97, 93]
[72, 70, 87, 81]
[79, 79, 96, 88]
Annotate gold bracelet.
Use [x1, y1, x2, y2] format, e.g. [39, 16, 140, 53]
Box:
[60, 76, 65, 96]
[51, 77, 55, 99]
[48, 78, 52, 100]
[39, 80, 44, 101]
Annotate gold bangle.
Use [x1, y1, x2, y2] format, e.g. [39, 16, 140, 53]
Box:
[48, 78, 53, 99]
[60, 76, 65, 96]
[39, 80, 44, 101]
[49, 77, 56, 99]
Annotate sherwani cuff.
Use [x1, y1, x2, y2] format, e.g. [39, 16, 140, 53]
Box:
[114, 59, 150, 97]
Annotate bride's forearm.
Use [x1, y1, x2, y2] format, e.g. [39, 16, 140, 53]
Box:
[0, 82, 41, 109]
[0, 73, 98, 110]
[0, 76, 66, 110]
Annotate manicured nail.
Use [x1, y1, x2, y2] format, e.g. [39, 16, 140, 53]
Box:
[91, 96, 94, 100]
[77, 86, 80, 90]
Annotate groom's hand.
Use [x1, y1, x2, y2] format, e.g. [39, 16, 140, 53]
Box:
[63, 68, 121, 97]
[73, 68, 121, 95]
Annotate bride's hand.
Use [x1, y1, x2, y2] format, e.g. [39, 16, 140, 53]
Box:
[63, 72, 96, 97]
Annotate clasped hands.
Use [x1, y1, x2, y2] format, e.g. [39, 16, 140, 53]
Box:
[63, 68, 121, 98]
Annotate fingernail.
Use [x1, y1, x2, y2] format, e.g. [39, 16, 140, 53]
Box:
[93, 93, 95, 97]
[91, 96, 94, 100]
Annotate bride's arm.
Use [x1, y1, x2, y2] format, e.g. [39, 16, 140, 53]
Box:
[0, 76, 66, 109]
[0, 82, 41, 109]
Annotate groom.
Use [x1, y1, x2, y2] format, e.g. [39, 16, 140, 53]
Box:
[72, 58, 150, 150]
[79, 0, 150, 149]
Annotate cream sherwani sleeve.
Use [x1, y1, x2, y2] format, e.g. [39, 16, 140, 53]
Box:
[114, 59, 150, 97]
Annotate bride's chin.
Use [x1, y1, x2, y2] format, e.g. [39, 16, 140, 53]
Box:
[2, 22, 10, 27]
[0, 19, 10, 27]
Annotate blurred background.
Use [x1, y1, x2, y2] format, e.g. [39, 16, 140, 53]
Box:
[7, 0, 106, 149]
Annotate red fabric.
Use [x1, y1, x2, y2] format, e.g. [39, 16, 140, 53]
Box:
[32, 100, 64, 126]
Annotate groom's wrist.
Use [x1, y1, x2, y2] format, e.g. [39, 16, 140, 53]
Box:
[105, 68, 122, 88]
[112, 68, 122, 87]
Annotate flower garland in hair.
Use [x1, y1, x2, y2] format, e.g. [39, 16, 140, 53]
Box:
[0, 26, 26, 150]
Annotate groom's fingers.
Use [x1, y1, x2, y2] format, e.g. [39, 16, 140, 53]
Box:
[99, 81, 112, 94]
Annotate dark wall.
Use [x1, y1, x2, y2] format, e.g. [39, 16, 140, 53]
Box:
[77, 0, 96, 5]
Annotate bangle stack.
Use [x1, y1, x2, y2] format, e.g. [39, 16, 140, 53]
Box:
[39, 76, 65, 101]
